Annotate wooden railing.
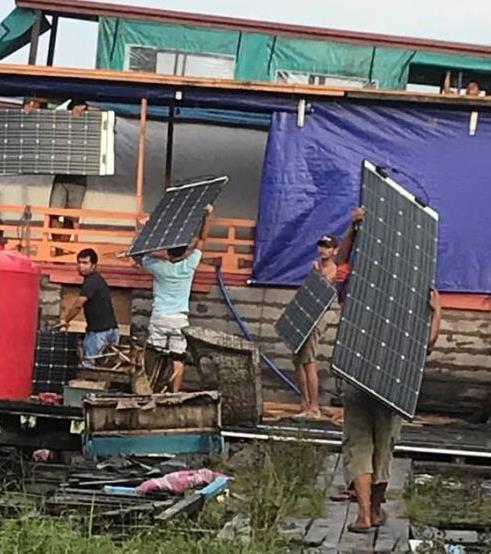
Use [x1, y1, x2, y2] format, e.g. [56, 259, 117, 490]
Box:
[0, 204, 255, 275]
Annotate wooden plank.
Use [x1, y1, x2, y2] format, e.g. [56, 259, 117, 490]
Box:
[78, 369, 130, 385]
[374, 519, 409, 553]
[0, 63, 344, 98]
[6, 61, 491, 106]
[154, 492, 204, 522]
[68, 379, 108, 390]
[27, 10, 42, 65]
[337, 502, 376, 553]
[373, 501, 410, 553]
[101, 498, 175, 517]
[315, 501, 350, 551]
[303, 518, 332, 547]
[298, 453, 349, 549]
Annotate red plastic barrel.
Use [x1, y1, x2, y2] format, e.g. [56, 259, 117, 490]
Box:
[0, 252, 40, 399]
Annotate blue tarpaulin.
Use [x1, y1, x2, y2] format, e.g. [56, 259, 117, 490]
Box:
[253, 102, 491, 293]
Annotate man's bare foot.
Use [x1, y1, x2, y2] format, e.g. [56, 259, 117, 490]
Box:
[307, 409, 322, 419]
[348, 515, 371, 533]
[371, 508, 386, 527]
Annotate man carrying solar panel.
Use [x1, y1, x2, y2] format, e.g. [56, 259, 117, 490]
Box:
[336, 207, 441, 533]
[135, 204, 213, 393]
[293, 234, 339, 419]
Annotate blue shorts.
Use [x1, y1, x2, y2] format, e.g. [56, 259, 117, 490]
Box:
[82, 328, 120, 367]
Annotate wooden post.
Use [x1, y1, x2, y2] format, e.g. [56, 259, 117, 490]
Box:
[28, 10, 42, 65]
[457, 71, 464, 94]
[164, 104, 175, 188]
[135, 98, 148, 217]
[46, 15, 59, 66]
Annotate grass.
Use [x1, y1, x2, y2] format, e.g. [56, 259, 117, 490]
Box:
[405, 472, 491, 528]
[0, 516, 279, 554]
[236, 441, 327, 526]
[0, 441, 329, 554]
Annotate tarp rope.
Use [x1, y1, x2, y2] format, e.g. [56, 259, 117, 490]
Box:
[215, 266, 300, 395]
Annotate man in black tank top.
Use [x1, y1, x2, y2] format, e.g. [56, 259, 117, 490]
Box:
[58, 248, 119, 366]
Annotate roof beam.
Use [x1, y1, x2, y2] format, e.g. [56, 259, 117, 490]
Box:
[15, 0, 491, 57]
[2, 64, 491, 109]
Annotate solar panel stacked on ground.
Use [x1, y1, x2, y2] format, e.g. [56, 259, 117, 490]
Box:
[0, 109, 115, 175]
[276, 269, 337, 353]
[332, 160, 439, 419]
[129, 176, 228, 256]
[33, 331, 80, 393]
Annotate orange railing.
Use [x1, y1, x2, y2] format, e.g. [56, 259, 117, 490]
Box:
[0, 204, 255, 275]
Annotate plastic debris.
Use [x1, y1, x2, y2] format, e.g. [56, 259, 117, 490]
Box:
[32, 449, 54, 462]
[137, 468, 222, 494]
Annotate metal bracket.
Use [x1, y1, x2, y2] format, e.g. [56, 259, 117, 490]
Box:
[297, 99, 306, 127]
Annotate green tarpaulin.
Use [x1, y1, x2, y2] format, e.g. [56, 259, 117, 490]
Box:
[0, 7, 50, 60]
[96, 17, 414, 88]
[96, 16, 491, 90]
[412, 51, 491, 72]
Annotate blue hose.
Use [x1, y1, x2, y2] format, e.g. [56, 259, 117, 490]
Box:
[215, 266, 300, 395]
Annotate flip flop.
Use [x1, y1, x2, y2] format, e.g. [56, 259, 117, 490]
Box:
[371, 509, 387, 528]
[347, 523, 371, 534]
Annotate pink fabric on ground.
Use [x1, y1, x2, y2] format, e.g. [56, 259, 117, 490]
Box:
[137, 469, 221, 494]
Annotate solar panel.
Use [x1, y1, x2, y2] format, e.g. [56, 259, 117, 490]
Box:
[276, 269, 337, 354]
[331, 160, 439, 420]
[129, 175, 228, 256]
[0, 109, 115, 175]
[33, 331, 80, 393]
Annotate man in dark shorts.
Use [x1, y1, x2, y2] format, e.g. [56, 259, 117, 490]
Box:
[58, 248, 119, 366]
[293, 234, 339, 419]
[336, 207, 441, 533]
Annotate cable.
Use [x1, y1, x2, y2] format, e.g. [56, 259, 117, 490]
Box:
[215, 266, 300, 395]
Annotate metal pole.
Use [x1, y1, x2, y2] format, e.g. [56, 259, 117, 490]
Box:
[135, 98, 148, 216]
[164, 104, 175, 188]
[46, 15, 59, 66]
[28, 10, 42, 65]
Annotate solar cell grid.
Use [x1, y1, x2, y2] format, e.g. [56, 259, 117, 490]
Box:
[129, 175, 228, 256]
[332, 160, 438, 419]
[276, 269, 337, 353]
[33, 331, 80, 393]
[0, 109, 115, 175]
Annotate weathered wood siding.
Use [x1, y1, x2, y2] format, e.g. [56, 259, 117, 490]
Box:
[423, 309, 491, 415]
[39, 280, 490, 416]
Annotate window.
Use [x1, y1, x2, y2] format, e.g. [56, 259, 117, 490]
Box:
[128, 46, 235, 79]
[277, 70, 377, 88]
